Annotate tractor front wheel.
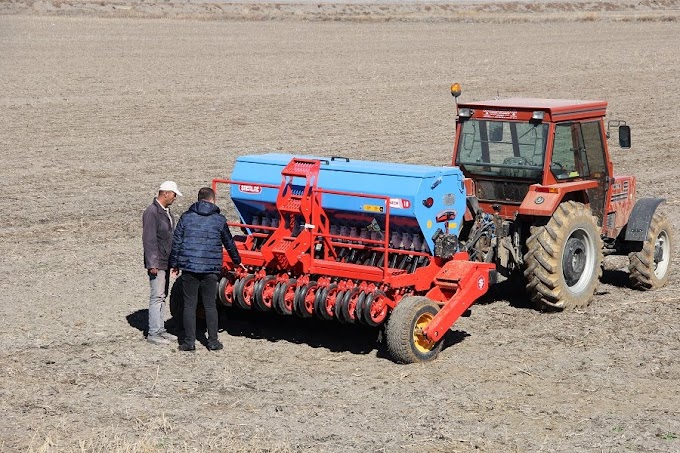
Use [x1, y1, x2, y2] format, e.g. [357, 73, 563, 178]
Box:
[523, 201, 604, 310]
[629, 212, 673, 290]
[385, 296, 443, 364]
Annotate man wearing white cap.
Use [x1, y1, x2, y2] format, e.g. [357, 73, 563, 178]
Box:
[142, 181, 183, 345]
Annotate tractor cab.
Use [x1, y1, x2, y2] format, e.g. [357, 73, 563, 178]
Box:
[450, 86, 633, 239]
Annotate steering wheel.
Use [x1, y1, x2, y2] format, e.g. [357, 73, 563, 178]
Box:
[503, 156, 530, 166]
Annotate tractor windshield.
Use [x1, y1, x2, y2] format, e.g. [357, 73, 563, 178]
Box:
[456, 119, 548, 180]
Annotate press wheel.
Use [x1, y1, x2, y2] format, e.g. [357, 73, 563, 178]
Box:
[274, 278, 297, 315]
[341, 287, 361, 323]
[253, 275, 276, 311]
[314, 284, 336, 320]
[294, 281, 317, 318]
[217, 273, 236, 307]
[354, 291, 369, 325]
[334, 290, 347, 323]
[363, 290, 389, 327]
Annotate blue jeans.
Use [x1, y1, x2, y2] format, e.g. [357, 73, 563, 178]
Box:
[181, 271, 219, 347]
[148, 269, 170, 336]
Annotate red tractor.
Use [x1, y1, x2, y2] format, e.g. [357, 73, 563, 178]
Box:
[450, 83, 672, 310]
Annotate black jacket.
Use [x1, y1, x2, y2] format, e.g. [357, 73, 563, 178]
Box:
[169, 201, 241, 274]
[142, 199, 174, 270]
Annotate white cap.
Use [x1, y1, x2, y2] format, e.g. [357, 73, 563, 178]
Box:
[159, 181, 182, 197]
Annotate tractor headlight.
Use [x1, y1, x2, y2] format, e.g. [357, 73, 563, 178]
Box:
[458, 108, 473, 118]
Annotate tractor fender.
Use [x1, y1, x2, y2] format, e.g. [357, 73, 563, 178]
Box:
[518, 181, 597, 217]
[623, 197, 665, 242]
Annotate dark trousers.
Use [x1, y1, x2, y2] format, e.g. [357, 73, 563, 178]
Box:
[181, 271, 219, 346]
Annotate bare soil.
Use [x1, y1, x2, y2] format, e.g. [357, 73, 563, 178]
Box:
[1, 3, 679, 451]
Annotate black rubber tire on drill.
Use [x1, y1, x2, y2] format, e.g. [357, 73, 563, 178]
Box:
[169, 276, 184, 320]
[523, 201, 604, 311]
[629, 212, 673, 290]
[385, 296, 443, 364]
[235, 274, 255, 310]
[217, 275, 235, 308]
[294, 281, 317, 318]
[169, 275, 206, 320]
[314, 284, 336, 321]
[334, 290, 347, 323]
[253, 275, 276, 311]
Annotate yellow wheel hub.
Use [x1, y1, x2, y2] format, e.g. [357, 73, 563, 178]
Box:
[413, 312, 436, 353]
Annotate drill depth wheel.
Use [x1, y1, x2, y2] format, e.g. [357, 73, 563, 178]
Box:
[385, 296, 443, 364]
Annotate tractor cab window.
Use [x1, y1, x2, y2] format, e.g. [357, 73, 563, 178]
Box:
[456, 119, 548, 180]
[551, 122, 595, 180]
[581, 121, 607, 177]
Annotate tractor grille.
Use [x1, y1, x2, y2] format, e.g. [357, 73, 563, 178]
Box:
[475, 180, 530, 203]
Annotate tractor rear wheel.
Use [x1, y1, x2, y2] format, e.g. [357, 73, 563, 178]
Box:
[523, 201, 603, 310]
[629, 212, 673, 290]
[385, 296, 443, 364]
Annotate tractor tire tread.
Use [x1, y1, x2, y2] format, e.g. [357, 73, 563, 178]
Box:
[523, 201, 603, 310]
[385, 296, 443, 364]
[628, 212, 672, 290]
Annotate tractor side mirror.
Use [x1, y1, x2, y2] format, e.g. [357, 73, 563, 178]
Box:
[619, 125, 631, 149]
[489, 123, 504, 142]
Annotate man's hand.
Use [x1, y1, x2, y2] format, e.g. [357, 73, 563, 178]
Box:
[148, 268, 158, 276]
[171, 268, 180, 278]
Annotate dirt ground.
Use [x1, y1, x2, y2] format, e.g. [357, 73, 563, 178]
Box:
[1, 2, 680, 451]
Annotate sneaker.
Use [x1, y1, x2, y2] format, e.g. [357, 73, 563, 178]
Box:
[178, 343, 196, 352]
[207, 341, 223, 351]
[147, 335, 172, 345]
[159, 331, 177, 342]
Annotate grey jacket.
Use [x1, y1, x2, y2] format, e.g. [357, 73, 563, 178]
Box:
[142, 199, 174, 270]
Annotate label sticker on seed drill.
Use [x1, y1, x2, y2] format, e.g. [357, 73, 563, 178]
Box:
[363, 204, 384, 213]
[389, 198, 411, 209]
[239, 184, 261, 194]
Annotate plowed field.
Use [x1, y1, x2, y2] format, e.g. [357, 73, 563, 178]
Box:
[1, 4, 679, 451]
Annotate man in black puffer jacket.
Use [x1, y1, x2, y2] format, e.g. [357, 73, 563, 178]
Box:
[170, 187, 243, 352]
